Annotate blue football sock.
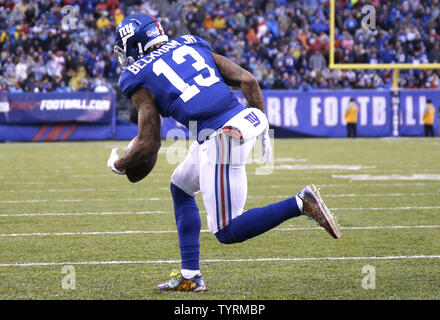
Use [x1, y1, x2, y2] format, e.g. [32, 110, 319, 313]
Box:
[216, 197, 301, 244]
[170, 183, 201, 270]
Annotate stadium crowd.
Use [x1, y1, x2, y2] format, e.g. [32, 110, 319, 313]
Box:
[0, 0, 440, 94]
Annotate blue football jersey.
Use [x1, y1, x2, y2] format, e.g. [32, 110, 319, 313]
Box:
[118, 35, 245, 141]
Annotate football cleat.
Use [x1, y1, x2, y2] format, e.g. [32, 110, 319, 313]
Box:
[298, 184, 341, 239]
[157, 270, 207, 292]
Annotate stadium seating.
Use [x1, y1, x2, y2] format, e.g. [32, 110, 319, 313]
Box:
[0, 0, 439, 97]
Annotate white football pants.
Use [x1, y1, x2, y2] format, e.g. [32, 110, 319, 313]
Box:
[171, 108, 267, 234]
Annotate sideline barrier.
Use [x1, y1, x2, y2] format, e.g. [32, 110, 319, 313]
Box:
[0, 90, 438, 142]
[237, 90, 393, 138]
[398, 90, 440, 136]
[164, 89, 439, 139]
[0, 92, 116, 142]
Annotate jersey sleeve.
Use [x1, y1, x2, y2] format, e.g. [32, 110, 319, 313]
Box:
[118, 69, 152, 99]
[193, 35, 213, 51]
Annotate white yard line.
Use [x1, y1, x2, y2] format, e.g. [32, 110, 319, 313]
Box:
[1, 182, 66, 185]
[1, 205, 439, 217]
[248, 193, 439, 199]
[0, 230, 180, 237]
[1, 181, 438, 189]
[332, 174, 440, 181]
[324, 192, 439, 198]
[275, 165, 376, 170]
[0, 211, 172, 217]
[278, 225, 440, 231]
[325, 183, 439, 187]
[0, 225, 439, 237]
[252, 183, 440, 189]
[1, 255, 439, 268]
[274, 158, 307, 162]
[332, 206, 440, 211]
[2, 191, 438, 204]
[0, 198, 171, 203]
[1, 188, 103, 193]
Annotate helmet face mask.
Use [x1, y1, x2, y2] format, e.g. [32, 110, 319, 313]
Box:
[113, 44, 127, 69]
[114, 44, 134, 70]
[114, 13, 168, 70]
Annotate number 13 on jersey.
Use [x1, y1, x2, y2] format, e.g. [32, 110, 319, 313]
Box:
[152, 45, 220, 102]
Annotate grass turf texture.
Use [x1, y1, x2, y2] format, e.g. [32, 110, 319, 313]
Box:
[0, 138, 439, 299]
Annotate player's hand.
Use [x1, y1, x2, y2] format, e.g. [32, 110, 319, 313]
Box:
[261, 127, 272, 163]
[107, 148, 126, 175]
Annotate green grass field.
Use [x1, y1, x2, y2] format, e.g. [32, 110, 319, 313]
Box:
[0, 138, 439, 300]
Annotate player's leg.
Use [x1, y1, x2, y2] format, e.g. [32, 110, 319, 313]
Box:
[157, 140, 206, 292]
[215, 167, 303, 243]
[200, 132, 303, 244]
[201, 132, 301, 243]
[199, 133, 258, 235]
[201, 131, 341, 244]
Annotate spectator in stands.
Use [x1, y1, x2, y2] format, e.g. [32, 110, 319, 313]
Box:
[298, 79, 313, 91]
[97, 12, 112, 30]
[203, 13, 214, 30]
[309, 49, 327, 72]
[0, 82, 8, 92]
[114, 9, 124, 26]
[94, 76, 110, 93]
[1, 0, 439, 94]
[15, 56, 28, 82]
[106, 0, 121, 12]
[272, 73, 287, 89]
[265, 14, 279, 38]
[70, 66, 87, 91]
[45, 51, 63, 79]
[2, 57, 16, 85]
[56, 81, 69, 93]
[9, 82, 23, 93]
[344, 13, 357, 32]
[213, 13, 226, 30]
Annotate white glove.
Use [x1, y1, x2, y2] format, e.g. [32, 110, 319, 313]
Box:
[261, 127, 272, 163]
[107, 148, 126, 175]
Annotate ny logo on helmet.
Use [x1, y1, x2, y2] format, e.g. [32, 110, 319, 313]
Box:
[119, 23, 135, 46]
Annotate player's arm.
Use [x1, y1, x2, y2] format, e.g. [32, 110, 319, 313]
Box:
[213, 53, 271, 163]
[212, 53, 265, 114]
[114, 88, 161, 171]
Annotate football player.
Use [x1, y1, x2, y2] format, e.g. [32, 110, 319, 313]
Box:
[107, 13, 341, 292]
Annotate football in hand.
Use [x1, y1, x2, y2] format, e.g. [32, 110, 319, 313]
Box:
[124, 137, 158, 183]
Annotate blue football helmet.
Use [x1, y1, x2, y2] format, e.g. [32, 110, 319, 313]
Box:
[114, 13, 168, 69]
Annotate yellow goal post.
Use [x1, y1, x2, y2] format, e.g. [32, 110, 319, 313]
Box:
[328, 0, 440, 89]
